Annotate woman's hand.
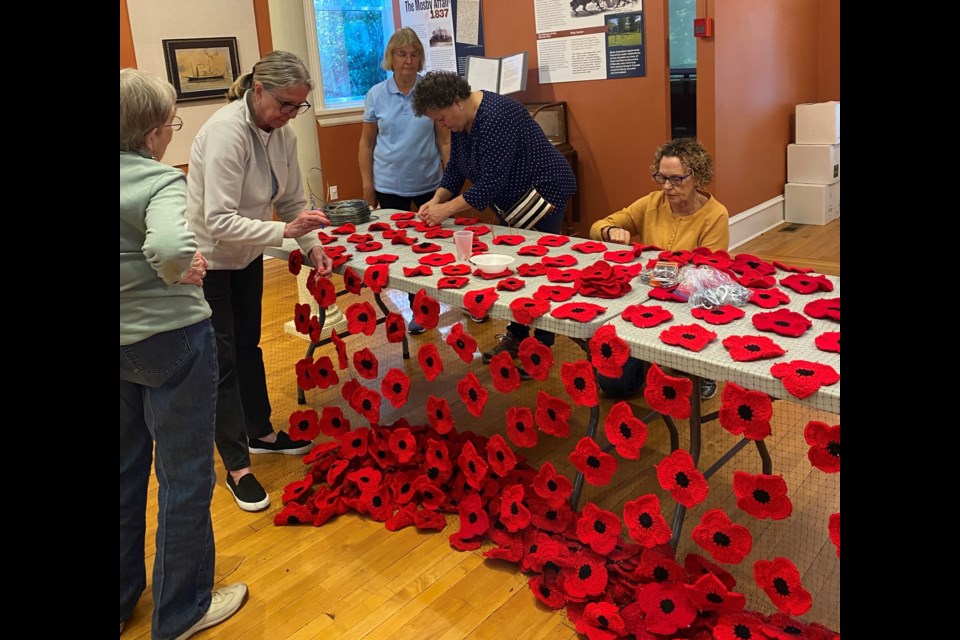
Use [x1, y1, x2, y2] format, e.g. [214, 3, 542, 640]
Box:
[285, 210, 330, 238]
[180, 251, 208, 286]
[362, 186, 378, 210]
[308, 246, 333, 277]
[606, 227, 632, 245]
[417, 199, 451, 227]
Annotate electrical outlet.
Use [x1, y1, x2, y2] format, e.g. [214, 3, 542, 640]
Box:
[328, 185, 338, 200]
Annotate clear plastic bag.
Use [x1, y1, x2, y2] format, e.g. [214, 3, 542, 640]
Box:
[675, 265, 751, 309]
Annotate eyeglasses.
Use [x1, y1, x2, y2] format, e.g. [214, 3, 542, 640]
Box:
[265, 88, 311, 115]
[394, 50, 421, 60]
[162, 115, 183, 131]
[653, 172, 693, 186]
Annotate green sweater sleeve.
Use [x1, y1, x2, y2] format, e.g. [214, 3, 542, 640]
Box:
[142, 170, 197, 285]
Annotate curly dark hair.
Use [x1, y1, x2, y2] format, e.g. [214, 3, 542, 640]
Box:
[651, 138, 714, 187]
[412, 71, 472, 117]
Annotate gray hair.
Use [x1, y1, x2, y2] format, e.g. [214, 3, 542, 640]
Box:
[226, 50, 314, 102]
[412, 71, 471, 116]
[119, 68, 176, 152]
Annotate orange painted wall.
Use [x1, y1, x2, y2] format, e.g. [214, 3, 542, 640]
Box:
[120, 0, 136, 68]
[819, 0, 840, 101]
[698, 0, 830, 217]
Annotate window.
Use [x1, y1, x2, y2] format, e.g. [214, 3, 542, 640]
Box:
[303, 0, 394, 123]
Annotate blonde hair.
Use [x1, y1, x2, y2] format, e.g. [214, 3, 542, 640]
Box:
[226, 50, 314, 102]
[119, 68, 176, 152]
[382, 28, 424, 72]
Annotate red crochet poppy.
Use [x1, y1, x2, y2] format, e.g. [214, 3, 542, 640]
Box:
[295, 357, 318, 391]
[390, 211, 416, 220]
[332, 222, 356, 235]
[761, 613, 816, 640]
[319, 406, 350, 439]
[293, 303, 311, 335]
[770, 360, 839, 398]
[350, 385, 382, 425]
[499, 484, 531, 532]
[733, 471, 793, 520]
[457, 440, 489, 489]
[561, 360, 599, 407]
[412, 289, 440, 330]
[753, 557, 812, 615]
[505, 406, 537, 448]
[424, 227, 453, 239]
[347, 232, 373, 244]
[486, 434, 518, 477]
[635, 582, 697, 635]
[440, 263, 472, 276]
[286, 248, 303, 275]
[471, 239, 489, 253]
[691, 508, 753, 564]
[330, 252, 352, 269]
[463, 287, 499, 319]
[380, 368, 411, 408]
[307, 316, 323, 344]
[437, 276, 469, 289]
[659, 323, 717, 351]
[780, 273, 834, 294]
[684, 553, 738, 591]
[417, 343, 444, 381]
[622, 494, 672, 547]
[734, 269, 776, 289]
[713, 612, 769, 640]
[721, 335, 786, 362]
[346, 466, 383, 494]
[748, 287, 791, 309]
[463, 224, 490, 236]
[542, 254, 579, 267]
[310, 275, 337, 308]
[686, 571, 746, 614]
[342, 267, 363, 294]
[489, 352, 521, 393]
[751, 308, 812, 338]
[413, 475, 446, 512]
[383, 312, 406, 343]
[341, 378, 361, 404]
[647, 287, 688, 303]
[381, 228, 406, 239]
[531, 499, 575, 534]
[814, 331, 840, 353]
[410, 241, 442, 254]
[496, 277, 525, 292]
[426, 395, 454, 434]
[490, 234, 524, 246]
[828, 513, 840, 558]
[656, 449, 709, 508]
[361, 264, 388, 293]
[446, 322, 478, 363]
[588, 325, 629, 378]
[560, 549, 609, 598]
[518, 244, 549, 256]
[693, 248, 733, 268]
[457, 372, 489, 417]
[570, 437, 618, 485]
[315, 230, 338, 244]
[392, 235, 417, 246]
[402, 265, 433, 277]
[691, 305, 746, 325]
[357, 485, 394, 521]
[574, 601, 625, 640]
[517, 262, 548, 277]
[338, 426, 370, 459]
[346, 301, 377, 336]
[535, 390, 572, 437]
[530, 572, 567, 609]
[621, 303, 673, 329]
[718, 382, 773, 440]
[531, 461, 572, 507]
[424, 436, 453, 472]
[311, 356, 339, 390]
[516, 337, 554, 381]
[287, 409, 320, 443]
[531, 285, 576, 303]
[658, 249, 695, 266]
[394, 219, 420, 230]
[576, 502, 623, 555]
[729, 253, 776, 275]
[643, 364, 692, 419]
[352, 347, 379, 379]
[535, 234, 569, 247]
[273, 502, 315, 526]
[804, 297, 840, 321]
[509, 297, 551, 325]
[603, 249, 639, 264]
[419, 253, 456, 266]
[570, 241, 607, 254]
[454, 492, 490, 539]
[804, 420, 840, 473]
[552, 302, 608, 323]
[603, 401, 648, 460]
[634, 547, 688, 584]
[472, 267, 515, 279]
[387, 470, 419, 506]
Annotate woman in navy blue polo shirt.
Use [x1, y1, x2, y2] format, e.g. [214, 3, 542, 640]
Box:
[413, 71, 577, 368]
[359, 28, 449, 334]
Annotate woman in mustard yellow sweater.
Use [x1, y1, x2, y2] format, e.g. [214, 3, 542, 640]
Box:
[589, 138, 729, 399]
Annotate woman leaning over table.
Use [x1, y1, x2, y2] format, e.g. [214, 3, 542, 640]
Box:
[120, 68, 246, 638]
[589, 137, 729, 400]
[359, 27, 450, 335]
[186, 51, 333, 513]
[413, 70, 577, 369]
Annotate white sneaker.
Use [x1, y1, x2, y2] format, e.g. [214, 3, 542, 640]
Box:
[175, 583, 248, 640]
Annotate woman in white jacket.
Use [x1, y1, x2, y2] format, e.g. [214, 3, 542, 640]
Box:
[186, 51, 331, 512]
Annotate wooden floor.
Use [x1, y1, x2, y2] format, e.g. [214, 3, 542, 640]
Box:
[123, 219, 840, 639]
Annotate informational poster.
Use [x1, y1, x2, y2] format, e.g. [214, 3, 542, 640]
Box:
[534, 0, 645, 85]
[400, 0, 486, 77]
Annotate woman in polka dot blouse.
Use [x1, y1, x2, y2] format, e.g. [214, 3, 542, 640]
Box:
[412, 70, 577, 370]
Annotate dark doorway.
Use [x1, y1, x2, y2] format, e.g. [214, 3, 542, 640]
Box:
[669, 0, 697, 139]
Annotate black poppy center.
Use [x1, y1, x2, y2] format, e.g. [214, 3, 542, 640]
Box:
[587, 456, 600, 469]
[397, 440, 407, 450]
[545, 510, 557, 520]
[466, 512, 477, 525]
[659, 598, 675, 614]
[753, 489, 771, 504]
[361, 399, 372, 410]
[426, 356, 435, 367]
[797, 368, 815, 376]
[539, 585, 551, 598]
[738, 404, 754, 421]
[516, 421, 526, 432]
[435, 409, 445, 420]
[372, 496, 382, 507]
[713, 531, 731, 547]
[499, 366, 511, 379]
[593, 520, 606, 534]
[619, 422, 632, 439]
[297, 420, 309, 430]
[784, 625, 803, 635]
[641, 312, 654, 318]
[733, 623, 752, 639]
[495, 451, 504, 462]
[600, 344, 613, 358]
[475, 294, 485, 303]
[745, 344, 761, 352]
[758, 293, 771, 300]
[510, 502, 519, 515]
[653, 566, 669, 582]
[400, 482, 411, 494]
[572, 307, 585, 313]
[358, 313, 369, 322]
[531, 353, 542, 366]
[319, 369, 330, 378]
[774, 320, 790, 327]
[710, 310, 724, 315]
[597, 615, 608, 628]
[674, 471, 690, 488]
[468, 389, 478, 401]
[547, 479, 557, 491]
[456, 340, 466, 350]
[578, 564, 592, 580]
[827, 440, 840, 457]
[392, 383, 402, 393]
[638, 512, 653, 529]
[468, 461, 476, 473]
[682, 333, 696, 340]
[427, 467, 439, 480]
[419, 305, 429, 314]
[361, 359, 373, 370]
[663, 386, 677, 400]
[389, 322, 398, 332]
[574, 376, 587, 391]
[434, 449, 443, 460]
[773, 577, 790, 595]
[706, 592, 724, 604]
[288, 516, 302, 524]
[548, 409, 557, 421]
[351, 438, 362, 448]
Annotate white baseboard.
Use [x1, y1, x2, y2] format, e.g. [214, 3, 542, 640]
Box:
[729, 195, 785, 251]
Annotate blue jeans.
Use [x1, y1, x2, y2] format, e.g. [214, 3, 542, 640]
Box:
[120, 320, 218, 639]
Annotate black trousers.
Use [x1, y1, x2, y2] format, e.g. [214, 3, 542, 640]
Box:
[203, 258, 272, 471]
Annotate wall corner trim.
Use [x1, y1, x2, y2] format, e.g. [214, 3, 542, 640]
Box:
[729, 195, 785, 250]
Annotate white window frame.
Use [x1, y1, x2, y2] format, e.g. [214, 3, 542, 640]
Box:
[301, 0, 396, 127]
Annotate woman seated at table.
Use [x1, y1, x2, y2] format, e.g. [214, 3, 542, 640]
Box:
[589, 137, 729, 399]
[412, 71, 577, 371]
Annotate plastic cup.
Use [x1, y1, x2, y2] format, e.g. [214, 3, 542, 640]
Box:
[454, 230, 474, 261]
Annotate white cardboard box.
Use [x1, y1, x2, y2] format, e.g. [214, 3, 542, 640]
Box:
[787, 143, 840, 184]
[785, 181, 840, 225]
[796, 101, 840, 144]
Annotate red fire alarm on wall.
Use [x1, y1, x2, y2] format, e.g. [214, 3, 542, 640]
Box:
[694, 17, 713, 37]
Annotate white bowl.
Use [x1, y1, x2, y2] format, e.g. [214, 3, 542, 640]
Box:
[470, 253, 515, 274]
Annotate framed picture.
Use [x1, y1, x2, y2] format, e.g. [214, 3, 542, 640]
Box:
[525, 102, 568, 146]
[162, 37, 240, 102]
